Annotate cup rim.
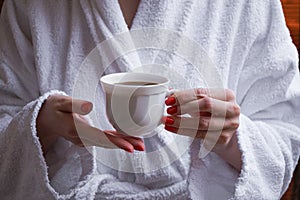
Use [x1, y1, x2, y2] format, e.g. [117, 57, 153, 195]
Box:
[100, 72, 169, 88]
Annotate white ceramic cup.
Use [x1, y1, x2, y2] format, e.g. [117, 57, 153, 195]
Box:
[100, 72, 170, 137]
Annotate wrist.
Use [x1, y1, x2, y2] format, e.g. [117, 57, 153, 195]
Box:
[37, 130, 59, 155]
[36, 110, 59, 155]
[212, 132, 242, 171]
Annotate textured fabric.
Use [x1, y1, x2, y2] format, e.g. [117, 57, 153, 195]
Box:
[0, 0, 299, 200]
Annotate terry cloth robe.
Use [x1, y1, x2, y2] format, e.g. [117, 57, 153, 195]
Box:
[0, 0, 300, 199]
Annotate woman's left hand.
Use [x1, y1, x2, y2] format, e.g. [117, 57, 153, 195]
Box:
[163, 88, 240, 151]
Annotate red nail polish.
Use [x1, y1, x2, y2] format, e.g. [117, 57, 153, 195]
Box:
[125, 148, 134, 153]
[165, 97, 176, 106]
[167, 106, 177, 115]
[135, 145, 145, 151]
[161, 116, 167, 124]
[165, 117, 174, 125]
[164, 125, 177, 133]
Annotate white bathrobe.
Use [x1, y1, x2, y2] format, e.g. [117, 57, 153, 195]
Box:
[0, 0, 299, 199]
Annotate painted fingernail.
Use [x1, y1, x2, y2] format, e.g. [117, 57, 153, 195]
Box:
[161, 116, 167, 124]
[165, 97, 176, 106]
[164, 125, 177, 133]
[125, 148, 134, 153]
[165, 117, 174, 125]
[167, 106, 177, 115]
[135, 145, 145, 151]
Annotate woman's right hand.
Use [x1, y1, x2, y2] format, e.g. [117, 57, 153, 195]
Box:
[36, 95, 145, 154]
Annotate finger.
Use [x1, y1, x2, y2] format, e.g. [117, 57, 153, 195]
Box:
[55, 95, 93, 115]
[172, 88, 235, 106]
[164, 125, 233, 145]
[67, 115, 117, 148]
[167, 97, 224, 115]
[61, 118, 88, 146]
[193, 88, 235, 102]
[79, 128, 133, 151]
[75, 117, 139, 152]
[64, 114, 143, 152]
[104, 131, 145, 152]
[62, 129, 91, 147]
[104, 131, 136, 153]
[167, 115, 239, 131]
[200, 111, 211, 117]
[168, 97, 240, 117]
[123, 136, 145, 151]
[164, 116, 229, 130]
[48, 110, 112, 148]
[198, 112, 212, 117]
[188, 112, 211, 117]
[164, 125, 206, 139]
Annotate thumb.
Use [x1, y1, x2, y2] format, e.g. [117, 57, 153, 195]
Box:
[76, 100, 93, 115]
[56, 96, 93, 115]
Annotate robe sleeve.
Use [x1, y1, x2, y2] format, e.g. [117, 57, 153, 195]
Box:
[233, 0, 300, 199]
[0, 1, 64, 199]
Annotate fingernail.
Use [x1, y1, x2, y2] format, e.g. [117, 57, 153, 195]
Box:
[164, 125, 177, 133]
[167, 106, 177, 115]
[135, 145, 145, 151]
[125, 148, 134, 153]
[81, 103, 91, 113]
[165, 97, 176, 106]
[161, 116, 167, 124]
[165, 117, 174, 125]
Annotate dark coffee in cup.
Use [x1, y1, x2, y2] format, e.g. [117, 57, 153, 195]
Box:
[100, 72, 170, 137]
[117, 81, 159, 86]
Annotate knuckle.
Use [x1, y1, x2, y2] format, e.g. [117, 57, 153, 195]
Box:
[218, 134, 231, 145]
[232, 104, 241, 115]
[195, 88, 209, 96]
[55, 97, 68, 108]
[47, 95, 56, 103]
[230, 120, 240, 129]
[46, 95, 58, 107]
[199, 118, 209, 129]
[225, 89, 235, 101]
[202, 96, 212, 110]
[56, 96, 72, 107]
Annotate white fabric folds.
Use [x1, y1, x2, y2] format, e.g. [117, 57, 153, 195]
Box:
[0, 0, 299, 199]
